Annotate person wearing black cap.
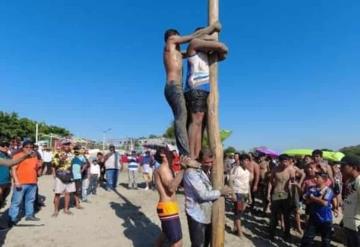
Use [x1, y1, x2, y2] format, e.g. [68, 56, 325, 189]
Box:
[341, 155, 360, 247]
[267, 154, 296, 241]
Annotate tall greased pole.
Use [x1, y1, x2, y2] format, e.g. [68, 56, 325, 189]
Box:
[208, 0, 224, 246]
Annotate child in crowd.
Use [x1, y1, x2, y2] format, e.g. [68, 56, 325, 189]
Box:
[301, 171, 334, 247]
[89, 158, 101, 195]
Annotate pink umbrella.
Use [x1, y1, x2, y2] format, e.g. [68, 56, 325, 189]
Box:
[255, 147, 280, 157]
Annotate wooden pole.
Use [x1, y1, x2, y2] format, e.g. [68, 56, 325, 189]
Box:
[208, 0, 224, 247]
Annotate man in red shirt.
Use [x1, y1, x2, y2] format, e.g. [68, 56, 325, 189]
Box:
[171, 150, 181, 176]
[9, 140, 41, 226]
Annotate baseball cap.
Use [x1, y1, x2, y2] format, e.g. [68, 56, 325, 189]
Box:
[340, 155, 360, 168]
[61, 139, 72, 145]
[22, 140, 34, 147]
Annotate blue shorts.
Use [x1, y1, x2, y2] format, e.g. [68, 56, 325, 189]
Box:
[160, 216, 182, 244]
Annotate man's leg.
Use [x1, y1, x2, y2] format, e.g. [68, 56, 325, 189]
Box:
[0, 186, 10, 208]
[93, 175, 98, 194]
[82, 178, 89, 201]
[188, 112, 205, 159]
[282, 199, 292, 239]
[8, 186, 24, 223]
[345, 228, 360, 247]
[24, 184, 37, 218]
[319, 222, 332, 247]
[301, 219, 317, 247]
[164, 84, 190, 156]
[269, 199, 280, 238]
[113, 169, 119, 189]
[187, 214, 206, 247]
[64, 192, 71, 213]
[89, 175, 95, 194]
[204, 223, 212, 247]
[133, 171, 137, 189]
[53, 194, 60, 217]
[128, 170, 132, 189]
[106, 169, 113, 190]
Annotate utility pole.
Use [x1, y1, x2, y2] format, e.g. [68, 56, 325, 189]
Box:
[208, 0, 225, 246]
[102, 128, 112, 150]
[35, 123, 39, 144]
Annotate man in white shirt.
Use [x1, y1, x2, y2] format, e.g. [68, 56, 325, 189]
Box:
[341, 155, 360, 247]
[229, 153, 251, 238]
[103, 145, 121, 191]
[41, 146, 53, 175]
[89, 158, 101, 195]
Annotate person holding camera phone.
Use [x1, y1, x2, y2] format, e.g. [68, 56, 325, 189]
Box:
[8, 140, 41, 227]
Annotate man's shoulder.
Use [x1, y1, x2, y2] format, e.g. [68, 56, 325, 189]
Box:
[13, 152, 23, 159]
[184, 168, 200, 178]
[355, 176, 360, 190]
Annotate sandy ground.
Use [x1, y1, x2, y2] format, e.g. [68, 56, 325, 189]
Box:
[0, 171, 346, 247]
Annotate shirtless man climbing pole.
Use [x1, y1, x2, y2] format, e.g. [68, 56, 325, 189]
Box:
[153, 147, 192, 247]
[163, 22, 221, 159]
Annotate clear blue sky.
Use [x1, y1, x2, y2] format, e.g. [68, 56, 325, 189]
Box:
[1, 0, 359, 151]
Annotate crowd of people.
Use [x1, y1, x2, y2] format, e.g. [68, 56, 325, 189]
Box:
[152, 146, 360, 247]
[0, 136, 359, 247]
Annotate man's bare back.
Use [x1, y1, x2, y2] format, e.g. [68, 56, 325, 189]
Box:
[164, 43, 183, 85]
[155, 164, 180, 202]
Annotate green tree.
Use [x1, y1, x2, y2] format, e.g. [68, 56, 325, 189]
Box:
[340, 145, 360, 157]
[224, 146, 236, 155]
[163, 122, 175, 139]
[0, 111, 71, 140]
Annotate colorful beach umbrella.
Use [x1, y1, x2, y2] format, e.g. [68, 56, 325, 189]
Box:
[255, 147, 280, 157]
[283, 149, 345, 162]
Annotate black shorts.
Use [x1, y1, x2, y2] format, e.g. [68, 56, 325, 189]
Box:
[185, 89, 209, 113]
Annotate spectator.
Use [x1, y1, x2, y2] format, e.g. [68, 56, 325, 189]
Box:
[312, 150, 334, 184]
[267, 154, 295, 241]
[142, 151, 153, 190]
[103, 145, 120, 191]
[301, 171, 334, 247]
[52, 139, 76, 216]
[171, 150, 181, 176]
[80, 148, 90, 202]
[183, 149, 231, 247]
[153, 147, 186, 247]
[89, 158, 100, 195]
[8, 140, 41, 226]
[340, 155, 360, 247]
[229, 153, 251, 238]
[0, 139, 33, 214]
[41, 146, 53, 175]
[127, 151, 139, 189]
[71, 146, 85, 209]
